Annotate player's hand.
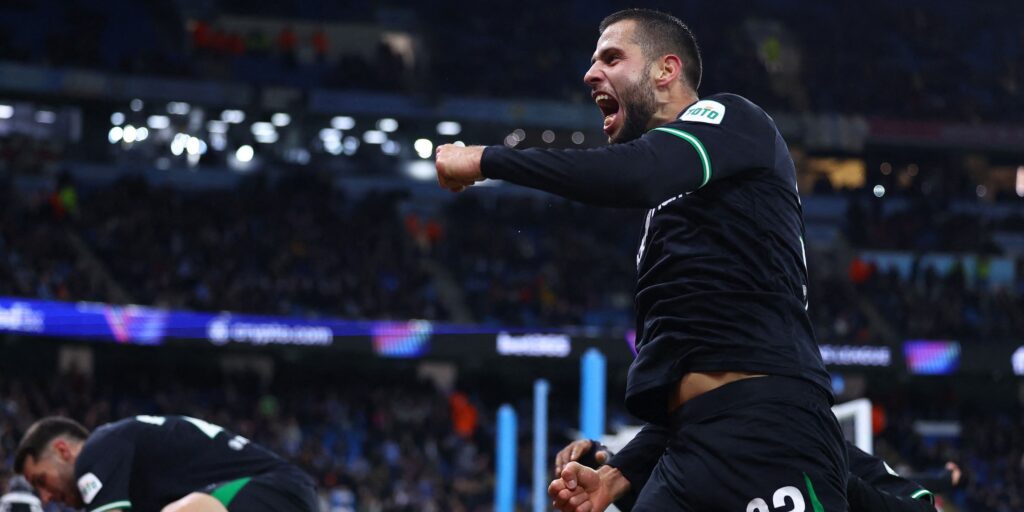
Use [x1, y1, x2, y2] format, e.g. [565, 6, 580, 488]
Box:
[549, 462, 612, 512]
[435, 144, 485, 192]
[555, 439, 610, 475]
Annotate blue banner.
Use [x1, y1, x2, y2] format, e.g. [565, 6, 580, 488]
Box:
[0, 296, 566, 349]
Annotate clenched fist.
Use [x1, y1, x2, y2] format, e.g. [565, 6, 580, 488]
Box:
[435, 144, 486, 192]
[549, 462, 614, 512]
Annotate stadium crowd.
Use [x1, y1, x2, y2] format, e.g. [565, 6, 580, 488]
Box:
[0, 0, 1022, 121]
[874, 388, 1024, 512]
[1, 166, 1022, 345]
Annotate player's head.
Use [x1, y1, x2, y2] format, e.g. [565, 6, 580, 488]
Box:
[13, 417, 90, 507]
[586, 9, 702, 144]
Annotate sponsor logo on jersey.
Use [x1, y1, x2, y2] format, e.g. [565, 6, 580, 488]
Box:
[679, 100, 726, 125]
[77, 473, 103, 505]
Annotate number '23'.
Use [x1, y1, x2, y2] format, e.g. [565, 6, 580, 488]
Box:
[746, 486, 805, 512]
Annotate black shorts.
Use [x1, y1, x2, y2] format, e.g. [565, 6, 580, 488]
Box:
[205, 465, 319, 512]
[633, 376, 849, 511]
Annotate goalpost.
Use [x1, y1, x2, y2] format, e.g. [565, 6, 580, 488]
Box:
[832, 398, 873, 454]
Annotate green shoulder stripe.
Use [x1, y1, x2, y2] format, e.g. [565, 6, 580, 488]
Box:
[90, 501, 131, 512]
[651, 127, 712, 188]
[911, 488, 935, 503]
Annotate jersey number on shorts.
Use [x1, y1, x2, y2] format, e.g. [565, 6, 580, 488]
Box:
[746, 486, 805, 512]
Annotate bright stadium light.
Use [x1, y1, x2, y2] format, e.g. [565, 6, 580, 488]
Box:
[108, 126, 124, 144]
[136, 127, 149, 141]
[376, 118, 398, 133]
[252, 121, 278, 144]
[221, 110, 245, 124]
[319, 128, 341, 141]
[332, 116, 355, 130]
[414, 139, 434, 159]
[453, 141, 466, 147]
[542, 130, 555, 143]
[382, 140, 400, 155]
[147, 115, 170, 129]
[504, 134, 519, 147]
[250, 122, 275, 136]
[170, 133, 189, 156]
[185, 136, 200, 155]
[122, 125, 138, 143]
[572, 131, 585, 144]
[404, 161, 436, 181]
[271, 113, 291, 127]
[236, 145, 254, 163]
[130, 99, 144, 112]
[110, 112, 125, 125]
[873, 185, 885, 198]
[254, 132, 279, 144]
[437, 121, 461, 136]
[324, 137, 343, 155]
[362, 130, 386, 144]
[0, 105, 13, 119]
[512, 128, 526, 141]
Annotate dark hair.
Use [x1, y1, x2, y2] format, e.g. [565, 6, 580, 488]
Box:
[14, 417, 89, 473]
[599, 9, 702, 90]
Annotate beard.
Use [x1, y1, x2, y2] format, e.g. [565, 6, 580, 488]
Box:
[611, 75, 657, 144]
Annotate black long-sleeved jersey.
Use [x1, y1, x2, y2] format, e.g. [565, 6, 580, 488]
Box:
[482, 93, 831, 422]
[75, 416, 292, 512]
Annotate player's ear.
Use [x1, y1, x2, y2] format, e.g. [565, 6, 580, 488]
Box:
[52, 439, 72, 461]
[654, 54, 682, 87]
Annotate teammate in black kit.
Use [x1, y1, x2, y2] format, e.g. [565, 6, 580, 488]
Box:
[436, 8, 848, 511]
[14, 416, 318, 512]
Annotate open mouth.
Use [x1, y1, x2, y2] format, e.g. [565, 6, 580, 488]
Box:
[594, 92, 621, 135]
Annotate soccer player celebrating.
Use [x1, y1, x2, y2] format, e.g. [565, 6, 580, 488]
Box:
[436, 8, 847, 510]
[550, 437, 937, 512]
[14, 416, 318, 512]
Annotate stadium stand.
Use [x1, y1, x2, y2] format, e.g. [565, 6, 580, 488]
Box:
[0, 1, 1022, 511]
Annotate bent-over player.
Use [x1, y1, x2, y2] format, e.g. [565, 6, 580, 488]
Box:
[15, 415, 318, 512]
